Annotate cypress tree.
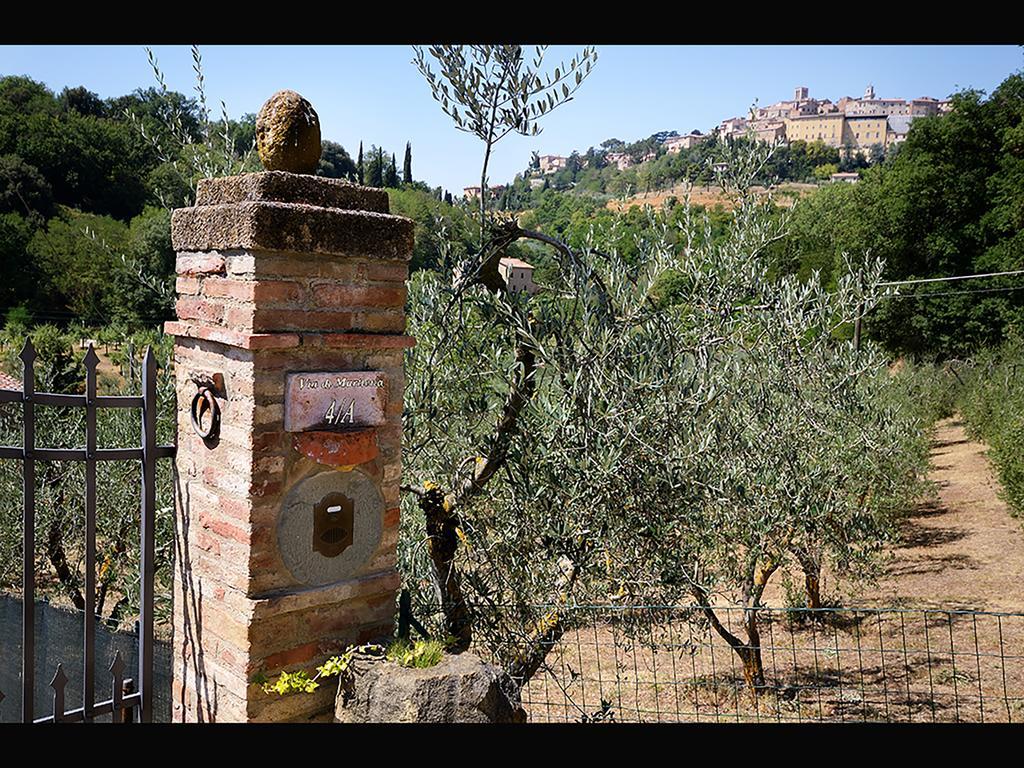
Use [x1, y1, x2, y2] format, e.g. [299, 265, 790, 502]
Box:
[383, 152, 398, 187]
[368, 147, 384, 187]
[403, 141, 413, 184]
[357, 141, 364, 185]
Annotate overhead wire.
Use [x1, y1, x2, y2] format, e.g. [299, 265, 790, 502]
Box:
[879, 284, 1024, 300]
[878, 269, 1024, 287]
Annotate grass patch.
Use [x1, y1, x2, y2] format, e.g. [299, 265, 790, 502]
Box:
[386, 637, 446, 669]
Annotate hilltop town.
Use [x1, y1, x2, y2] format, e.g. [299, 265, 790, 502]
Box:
[720, 83, 949, 149]
[466, 84, 951, 198]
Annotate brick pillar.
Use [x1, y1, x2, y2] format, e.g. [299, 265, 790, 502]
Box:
[166, 172, 413, 722]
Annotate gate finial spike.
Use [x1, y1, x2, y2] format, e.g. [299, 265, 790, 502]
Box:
[50, 663, 67, 689]
[50, 663, 67, 722]
[19, 337, 35, 363]
[109, 651, 125, 717]
[84, 344, 99, 370]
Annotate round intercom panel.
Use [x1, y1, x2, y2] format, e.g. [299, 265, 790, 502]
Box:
[277, 468, 384, 586]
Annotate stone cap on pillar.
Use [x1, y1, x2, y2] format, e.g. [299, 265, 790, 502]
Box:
[167, 171, 415, 348]
[171, 171, 414, 261]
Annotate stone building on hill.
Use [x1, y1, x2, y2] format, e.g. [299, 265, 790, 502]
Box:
[538, 155, 568, 174]
[498, 257, 540, 295]
[463, 185, 506, 201]
[663, 131, 711, 153]
[605, 152, 634, 171]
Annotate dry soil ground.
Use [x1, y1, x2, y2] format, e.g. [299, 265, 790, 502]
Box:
[855, 418, 1024, 613]
[604, 182, 818, 214]
[520, 417, 1024, 722]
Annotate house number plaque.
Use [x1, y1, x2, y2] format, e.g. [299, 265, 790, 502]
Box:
[284, 371, 388, 432]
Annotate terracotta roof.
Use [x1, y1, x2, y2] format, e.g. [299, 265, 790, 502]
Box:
[499, 257, 534, 270]
[0, 371, 21, 390]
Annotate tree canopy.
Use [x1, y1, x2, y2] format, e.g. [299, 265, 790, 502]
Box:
[0, 74, 368, 331]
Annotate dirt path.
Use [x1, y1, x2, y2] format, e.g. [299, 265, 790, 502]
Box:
[523, 417, 1024, 722]
[854, 416, 1024, 613]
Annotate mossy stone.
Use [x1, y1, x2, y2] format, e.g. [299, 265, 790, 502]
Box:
[255, 90, 322, 174]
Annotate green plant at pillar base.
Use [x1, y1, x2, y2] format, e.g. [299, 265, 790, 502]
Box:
[257, 639, 451, 696]
[258, 643, 385, 696]
[385, 637, 447, 669]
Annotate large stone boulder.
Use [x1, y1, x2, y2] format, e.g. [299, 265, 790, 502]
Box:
[334, 651, 526, 723]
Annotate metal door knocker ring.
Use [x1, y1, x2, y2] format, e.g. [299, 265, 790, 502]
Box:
[190, 387, 220, 439]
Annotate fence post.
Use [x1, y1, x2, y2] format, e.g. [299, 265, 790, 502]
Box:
[83, 346, 98, 720]
[139, 349, 157, 722]
[166, 151, 413, 721]
[20, 339, 35, 724]
[121, 679, 135, 724]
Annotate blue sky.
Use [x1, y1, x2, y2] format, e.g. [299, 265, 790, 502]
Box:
[1, 45, 1020, 193]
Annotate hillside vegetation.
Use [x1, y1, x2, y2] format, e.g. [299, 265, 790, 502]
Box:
[0, 74, 446, 329]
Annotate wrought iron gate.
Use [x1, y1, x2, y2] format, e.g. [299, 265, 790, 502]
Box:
[0, 340, 175, 723]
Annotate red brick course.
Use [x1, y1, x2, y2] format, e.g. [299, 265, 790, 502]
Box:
[311, 283, 406, 309]
[177, 253, 226, 275]
[176, 297, 224, 324]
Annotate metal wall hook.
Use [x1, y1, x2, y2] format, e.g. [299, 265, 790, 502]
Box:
[190, 387, 220, 440]
[189, 370, 225, 397]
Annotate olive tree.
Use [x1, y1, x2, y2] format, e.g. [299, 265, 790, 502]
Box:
[605, 230, 929, 688]
[412, 44, 597, 252]
[402, 44, 599, 652]
[400, 47, 927, 700]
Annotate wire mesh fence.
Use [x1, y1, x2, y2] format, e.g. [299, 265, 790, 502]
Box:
[477, 604, 1024, 723]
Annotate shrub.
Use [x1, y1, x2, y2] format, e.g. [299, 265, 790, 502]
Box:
[892, 360, 961, 427]
[960, 333, 1024, 518]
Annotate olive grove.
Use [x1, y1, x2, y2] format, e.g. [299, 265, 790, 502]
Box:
[398, 45, 930, 695]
